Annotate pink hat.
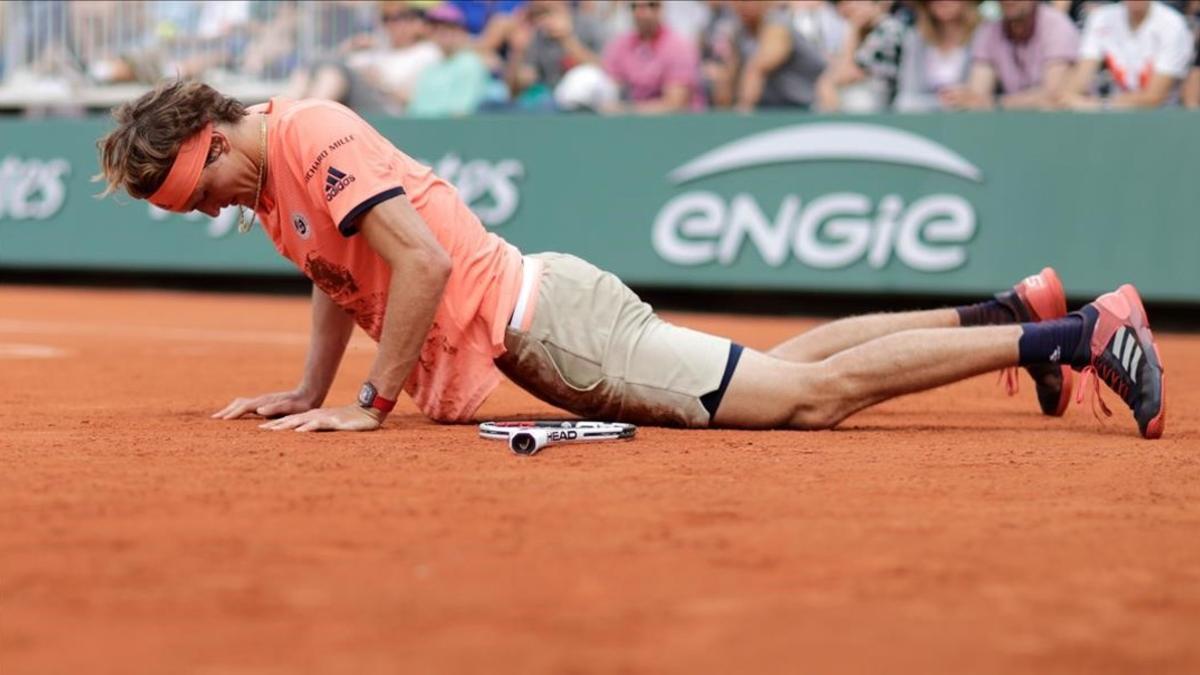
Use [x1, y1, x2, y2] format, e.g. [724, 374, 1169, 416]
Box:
[425, 3, 465, 27]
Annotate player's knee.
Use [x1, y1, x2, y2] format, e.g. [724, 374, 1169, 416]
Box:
[786, 366, 851, 430]
[788, 400, 843, 429]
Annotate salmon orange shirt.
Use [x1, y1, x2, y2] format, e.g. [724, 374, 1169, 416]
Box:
[251, 98, 524, 421]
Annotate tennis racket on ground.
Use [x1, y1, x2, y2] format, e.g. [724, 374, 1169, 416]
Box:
[478, 420, 637, 456]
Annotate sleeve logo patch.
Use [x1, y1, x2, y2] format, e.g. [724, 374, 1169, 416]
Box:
[324, 166, 356, 202]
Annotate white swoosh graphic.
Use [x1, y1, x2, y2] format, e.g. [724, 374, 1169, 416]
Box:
[668, 123, 983, 184]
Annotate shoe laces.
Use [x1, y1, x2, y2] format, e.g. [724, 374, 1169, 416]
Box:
[997, 367, 1019, 396]
[1075, 365, 1114, 421]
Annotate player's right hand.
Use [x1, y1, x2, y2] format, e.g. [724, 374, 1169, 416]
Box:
[212, 389, 319, 420]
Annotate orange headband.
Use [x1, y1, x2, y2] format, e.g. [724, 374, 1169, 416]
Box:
[148, 122, 213, 212]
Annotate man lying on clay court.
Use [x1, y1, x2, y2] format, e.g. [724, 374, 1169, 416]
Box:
[94, 80, 1166, 438]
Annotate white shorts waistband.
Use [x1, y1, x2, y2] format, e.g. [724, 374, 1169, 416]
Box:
[509, 255, 543, 330]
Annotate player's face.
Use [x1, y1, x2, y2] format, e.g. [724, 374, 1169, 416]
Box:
[183, 134, 245, 218]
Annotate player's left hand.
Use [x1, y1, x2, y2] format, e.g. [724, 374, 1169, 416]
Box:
[259, 405, 383, 432]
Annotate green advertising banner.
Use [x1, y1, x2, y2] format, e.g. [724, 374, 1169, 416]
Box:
[2, 111, 1198, 301]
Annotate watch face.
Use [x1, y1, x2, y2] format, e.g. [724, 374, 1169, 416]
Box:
[358, 381, 377, 408]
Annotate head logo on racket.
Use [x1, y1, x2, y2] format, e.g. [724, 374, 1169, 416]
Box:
[478, 420, 636, 456]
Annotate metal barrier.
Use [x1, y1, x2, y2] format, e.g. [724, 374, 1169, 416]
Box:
[0, 0, 381, 110]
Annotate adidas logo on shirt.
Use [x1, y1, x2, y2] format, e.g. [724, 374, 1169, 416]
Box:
[324, 166, 355, 202]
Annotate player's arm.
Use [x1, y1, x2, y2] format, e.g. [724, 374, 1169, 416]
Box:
[260, 195, 450, 432]
[212, 285, 355, 420]
[358, 195, 451, 405]
[297, 285, 357, 405]
[213, 284, 352, 417]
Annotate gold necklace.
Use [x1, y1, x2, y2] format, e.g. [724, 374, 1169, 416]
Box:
[237, 114, 267, 234]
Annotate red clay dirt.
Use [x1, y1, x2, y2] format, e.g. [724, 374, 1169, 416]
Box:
[1, 285, 1198, 675]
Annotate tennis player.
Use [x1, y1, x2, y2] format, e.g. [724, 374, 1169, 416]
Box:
[95, 81, 1166, 438]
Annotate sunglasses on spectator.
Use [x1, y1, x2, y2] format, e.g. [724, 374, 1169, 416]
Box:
[630, 1, 661, 9]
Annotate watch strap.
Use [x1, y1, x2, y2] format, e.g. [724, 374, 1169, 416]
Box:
[369, 393, 396, 414]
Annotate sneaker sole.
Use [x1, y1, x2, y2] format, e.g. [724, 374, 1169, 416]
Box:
[1022, 267, 1068, 322]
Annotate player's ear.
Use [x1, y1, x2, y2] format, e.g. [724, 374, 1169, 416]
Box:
[205, 130, 231, 167]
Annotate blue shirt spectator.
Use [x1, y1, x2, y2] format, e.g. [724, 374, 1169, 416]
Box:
[450, 0, 526, 36]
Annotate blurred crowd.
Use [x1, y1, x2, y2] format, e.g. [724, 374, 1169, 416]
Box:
[2, 0, 1198, 115]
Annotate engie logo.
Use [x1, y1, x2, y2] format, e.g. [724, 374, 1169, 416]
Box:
[652, 123, 982, 272]
[324, 166, 355, 202]
[0, 156, 71, 220]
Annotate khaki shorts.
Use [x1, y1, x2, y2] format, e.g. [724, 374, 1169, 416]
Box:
[495, 253, 738, 428]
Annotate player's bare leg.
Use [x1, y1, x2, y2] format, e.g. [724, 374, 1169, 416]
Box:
[767, 308, 960, 362]
[767, 268, 1067, 364]
[714, 325, 1021, 429]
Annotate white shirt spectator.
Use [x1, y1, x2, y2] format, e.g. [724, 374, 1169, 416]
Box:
[791, 0, 848, 58]
[1079, 1, 1194, 92]
[346, 41, 443, 102]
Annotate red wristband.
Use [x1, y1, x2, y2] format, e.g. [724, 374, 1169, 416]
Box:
[369, 394, 396, 413]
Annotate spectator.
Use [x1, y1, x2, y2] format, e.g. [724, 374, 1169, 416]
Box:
[505, 0, 606, 109]
[451, 0, 527, 36]
[815, 0, 907, 113]
[286, 2, 441, 114]
[893, 0, 980, 112]
[663, 0, 713, 44]
[585, 0, 713, 46]
[408, 4, 489, 117]
[699, 0, 740, 108]
[791, 0, 849, 58]
[1060, 0, 1195, 110]
[601, 1, 704, 114]
[345, 2, 442, 112]
[1049, 1, 1110, 25]
[460, 0, 528, 71]
[941, 0, 1080, 110]
[1183, 0, 1200, 107]
[731, 0, 832, 111]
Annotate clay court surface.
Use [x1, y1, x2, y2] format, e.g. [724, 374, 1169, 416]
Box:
[2, 285, 1198, 674]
